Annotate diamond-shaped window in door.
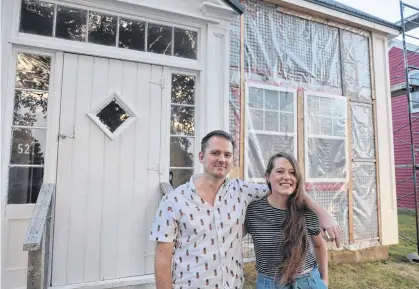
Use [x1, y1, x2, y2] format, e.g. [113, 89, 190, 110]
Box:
[87, 92, 138, 140]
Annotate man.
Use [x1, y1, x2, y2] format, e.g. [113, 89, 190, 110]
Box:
[150, 130, 340, 289]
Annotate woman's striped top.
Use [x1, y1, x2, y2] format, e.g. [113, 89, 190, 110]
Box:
[245, 196, 321, 277]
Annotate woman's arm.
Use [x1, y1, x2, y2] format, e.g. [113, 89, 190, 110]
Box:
[311, 234, 329, 287]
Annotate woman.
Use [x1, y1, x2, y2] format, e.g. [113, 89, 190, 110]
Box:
[245, 152, 328, 289]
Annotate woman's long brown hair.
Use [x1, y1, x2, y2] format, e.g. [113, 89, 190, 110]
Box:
[265, 152, 308, 285]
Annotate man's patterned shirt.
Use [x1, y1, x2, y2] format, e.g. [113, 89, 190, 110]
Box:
[149, 175, 268, 289]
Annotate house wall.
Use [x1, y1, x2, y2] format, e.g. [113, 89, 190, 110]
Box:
[389, 46, 419, 210]
[228, 0, 399, 249]
[1, 1, 239, 288]
[391, 95, 418, 210]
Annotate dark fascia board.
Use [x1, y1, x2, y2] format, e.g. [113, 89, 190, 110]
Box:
[224, 0, 245, 14]
[304, 0, 401, 32]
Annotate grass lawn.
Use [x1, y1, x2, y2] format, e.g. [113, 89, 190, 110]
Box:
[243, 212, 419, 289]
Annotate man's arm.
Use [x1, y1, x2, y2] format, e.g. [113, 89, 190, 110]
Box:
[303, 193, 341, 248]
[155, 241, 175, 289]
[312, 235, 329, 287]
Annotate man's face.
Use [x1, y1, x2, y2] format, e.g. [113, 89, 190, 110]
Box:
[199, 136, 234, 179]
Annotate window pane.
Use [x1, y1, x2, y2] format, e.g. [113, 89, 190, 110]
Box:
[320, 116, 333, 136]
[174, 28, 197, 59]
[307, 114, 320, 135]
[249, 109, 263, 130]
[280, 92, 294, 112]
[88, 12, 117, 46]
[170, 169, 193, 189]
[307, 96, 319, 116]
[56, 6, 87, 42]
[119, 18, 145, 51]
[334, 98, 346, 118]
[265, 90, 279, 110]
[265, 111, 279, 131]
[8, 167, 44, 204]
[16, 53, 51, 90]
[248, 87, 263, 108]
[334, 117, 346, 137]
[96, 98, 130, 133]
[280, 112, 294, 133]
[148, 24, 172, 55]
[171, 75, 195, 105]
[19, 0, 54, 36]
[13, 91, 48, 127]
[171, 106, 194, 135]
[248, 133, 295, 178]
[170, 137, 194, 167]
[319, 97, 333, 115]
[307, 138, 346, 179]
[10, 128, 46, 165]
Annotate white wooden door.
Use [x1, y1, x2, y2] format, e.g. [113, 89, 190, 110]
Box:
[51, 54, 164, 286]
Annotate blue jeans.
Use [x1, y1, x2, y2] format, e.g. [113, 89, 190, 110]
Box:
[256, 266, 328, 289]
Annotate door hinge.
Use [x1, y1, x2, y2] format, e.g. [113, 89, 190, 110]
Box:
[149, 78, 166, 89]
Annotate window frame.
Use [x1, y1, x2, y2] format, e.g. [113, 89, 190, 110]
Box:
[303, 91, 348, 183]
[409, 70, 419, 114]
[163, 68, 200, 188]
[14, 0, 202, 65]
[244, 83, 298, 183]
[3, 46, 62, 209]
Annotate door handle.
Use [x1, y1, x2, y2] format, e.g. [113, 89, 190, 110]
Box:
[58, 133, 75, 140]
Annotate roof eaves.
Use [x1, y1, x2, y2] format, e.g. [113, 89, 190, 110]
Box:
[304, 0, 401, 32]
[224, 0, 245, 14]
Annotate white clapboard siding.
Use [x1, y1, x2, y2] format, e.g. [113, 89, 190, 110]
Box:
[52, 54, 163, 286]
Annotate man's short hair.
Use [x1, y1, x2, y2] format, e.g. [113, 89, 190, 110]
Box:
[201, 130, 235, 153]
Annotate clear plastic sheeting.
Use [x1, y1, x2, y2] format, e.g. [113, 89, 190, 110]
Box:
[306, 94, 347, 181]
[341, 31, 372, 102]
[248, 133, 295, 179]
[244, 0, 342, 94]
[352, 162, 378, 240]
[307, 184, 350, 245]
[246, 86, 296, 180]
[229, 15, 241, 87]
[229, 87, 241, 167]
[352, 103, 375, 159]
[229, 15, 241, 165]
[230, 0, 379, 255]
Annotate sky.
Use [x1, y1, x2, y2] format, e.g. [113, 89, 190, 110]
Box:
[336, 0, 419, 45]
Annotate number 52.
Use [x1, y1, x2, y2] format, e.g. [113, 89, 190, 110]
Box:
[17, 143, 30, 154]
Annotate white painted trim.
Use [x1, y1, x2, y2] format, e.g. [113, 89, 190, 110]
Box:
[5, 204, 36, 219]
[244, 83, 298, 182]
[372, 33, 398, 246]
[87, 91, 139, 141]
[303, 91, 348, 183]
[201, 0, 238, 21]
[10, 35, 203, 72]
[161, 67, 172, 183]
[49, 274, 155, 289]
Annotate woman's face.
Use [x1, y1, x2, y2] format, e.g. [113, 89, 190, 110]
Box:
[266, 157, 298, 196]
